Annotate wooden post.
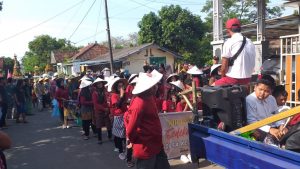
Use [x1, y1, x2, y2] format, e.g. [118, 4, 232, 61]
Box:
[192, 81, 199, 124]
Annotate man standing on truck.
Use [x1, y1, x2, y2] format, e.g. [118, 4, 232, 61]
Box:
[214, 18, 256, 86]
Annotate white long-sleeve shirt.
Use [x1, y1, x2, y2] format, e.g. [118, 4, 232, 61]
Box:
[246, 92, 283, 132]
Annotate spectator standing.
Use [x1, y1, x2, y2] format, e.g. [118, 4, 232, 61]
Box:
[125, 70, 170, 169]
[0, 78, 8, 128]
[79, 80, 94, 140]
[108, 77, 128, 160]
[92, 78, 112, 144]
[14, 80, 27, 123]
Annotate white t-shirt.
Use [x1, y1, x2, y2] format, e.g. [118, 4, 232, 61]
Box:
[222, 33, 256, 79]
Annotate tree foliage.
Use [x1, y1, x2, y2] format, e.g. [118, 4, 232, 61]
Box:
[22, 35, 78, 73]
[138, 5, 209, 66]
[3, 57, 14, 76]
[201, 0, 284, 29]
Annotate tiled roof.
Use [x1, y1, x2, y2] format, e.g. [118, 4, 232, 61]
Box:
[90, 43, 182, 62]
[72, 43, 109, 61]
[52, 50, 78, 63]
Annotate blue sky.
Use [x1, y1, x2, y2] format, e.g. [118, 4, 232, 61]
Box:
[0, 0, 294, 59]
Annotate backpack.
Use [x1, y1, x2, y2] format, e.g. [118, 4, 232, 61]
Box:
[281, 122, 300, 153]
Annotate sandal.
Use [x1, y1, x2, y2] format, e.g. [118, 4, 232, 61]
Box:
[127, 161, 134, 168]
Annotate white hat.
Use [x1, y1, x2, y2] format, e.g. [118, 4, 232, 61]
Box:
[104, 76, 115, 87]
[93, 77, 107, 85]
[129, 77, 138, 85]
[128, 74, 138, 83]
[102, 67, 110, 72]
[79, 79, 93, 89]
[107, 77, 128, 92]
[53, 72, 58, 77]
[166, 73, 179, 83]
[132, 69, 163, 95]
[210, 64, 222, 75]
[170, 80, 185, 91]
[79, 76, 90, 81]
[187, 66, 203, 75]
[42, 73, 48, 78]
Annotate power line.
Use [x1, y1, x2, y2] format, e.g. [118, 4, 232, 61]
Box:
[58, 0, 88, 37]
[110, 1, 152, 18]
[143, 0, 206, 6]
[0, 0, 86, 44]
[75, 29, 106, 44]
[94, 0, 103, 41]
[127, 0, 158, 11]
[68, 0, 97, 40]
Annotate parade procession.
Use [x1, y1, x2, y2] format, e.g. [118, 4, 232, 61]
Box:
[0, 0, 300, 169]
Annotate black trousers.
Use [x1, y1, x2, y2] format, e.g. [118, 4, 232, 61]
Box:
[114, 136, 125, 153]
[136, 149, 170, 169]
[82, 120, 97, 136]
[82, 120, 92, 136]
[0, 104, 7, 127]
[127, 147, 133, 162]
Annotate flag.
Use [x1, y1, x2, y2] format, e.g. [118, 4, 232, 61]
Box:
[7, 69, 12, 79]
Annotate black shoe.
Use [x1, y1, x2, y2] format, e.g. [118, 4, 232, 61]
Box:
[97, 140, 103, 144]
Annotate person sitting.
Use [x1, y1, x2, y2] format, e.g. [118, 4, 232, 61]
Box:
[209, 64, 221, 86]
[162, 90, 176, 113]
[246, 76, 288, 144]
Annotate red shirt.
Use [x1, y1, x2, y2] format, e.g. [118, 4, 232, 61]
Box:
[162, 100, 176, 112]
[289, 114, 300, 126]
[124, 96, 163, 159]
[55, 87, 69, 108]
[79, 95, 93, 106]
[193, 77, 200, 87]
[176, 102, 187, 112]
[110, 93, 127, 116]
[92, 91, 108, 112]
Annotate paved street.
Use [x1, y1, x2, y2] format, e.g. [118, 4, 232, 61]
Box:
[3, 108, 222, 169]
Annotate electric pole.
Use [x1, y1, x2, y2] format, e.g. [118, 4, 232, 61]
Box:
[104, 0, 114, 74]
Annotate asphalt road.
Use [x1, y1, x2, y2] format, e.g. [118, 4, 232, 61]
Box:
[3, 108, 222, 169]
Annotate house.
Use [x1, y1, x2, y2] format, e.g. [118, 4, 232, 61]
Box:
[72, 43, 108, 61]
[81, 43, 182, 74]
[51, 43, 109, 75]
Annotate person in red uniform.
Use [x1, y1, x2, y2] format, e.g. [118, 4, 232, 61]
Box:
[79, 79, 94, 140]
[126, 74, 138, 100]
[109, 77, 128, 160]
[125, 70, 170, 169]
[55, 78, 69, 125]
[162, 91, 176, 113]
[187, 65, 203, 87]
[169, 80, 189, 112]
[92, 78, 111, 144]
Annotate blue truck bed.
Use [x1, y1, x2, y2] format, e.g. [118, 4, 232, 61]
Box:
[189, 123, 300, 169]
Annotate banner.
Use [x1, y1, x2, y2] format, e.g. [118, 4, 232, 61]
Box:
[159, 111, 193, 159]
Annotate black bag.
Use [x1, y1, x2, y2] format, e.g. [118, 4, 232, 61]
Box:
[228, 36, 247, 66]
[280, 122, 300, 153]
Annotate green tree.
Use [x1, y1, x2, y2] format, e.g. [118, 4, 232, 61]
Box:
[3, 57, 14, 76]
[22, 35, 78, 73]
[202, 0, 284, 29]
[138, 5, 208, 66]
[138, 12, 162, 45]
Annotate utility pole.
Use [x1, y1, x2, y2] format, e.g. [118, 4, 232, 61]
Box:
[104, 0, 114, 74]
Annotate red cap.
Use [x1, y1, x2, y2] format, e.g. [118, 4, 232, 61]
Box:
[226, 18, 241, 29]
